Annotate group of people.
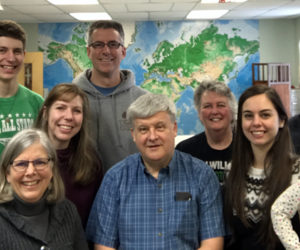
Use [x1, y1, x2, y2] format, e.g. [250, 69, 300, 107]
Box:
[0, 18, 300, 250]
[0, 19, 145, 249]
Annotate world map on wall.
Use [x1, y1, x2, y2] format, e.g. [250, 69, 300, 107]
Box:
[38, 20, 259, 135]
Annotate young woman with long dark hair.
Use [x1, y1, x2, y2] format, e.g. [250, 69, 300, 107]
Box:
[224, 85, 300, 250]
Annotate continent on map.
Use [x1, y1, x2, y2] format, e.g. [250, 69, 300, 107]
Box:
[39, 20, 259, 135]
[141, 24, 259, 102]
[39, 23, 92, 78]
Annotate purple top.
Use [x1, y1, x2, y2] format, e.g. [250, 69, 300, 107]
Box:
[57, 148, 102, 228]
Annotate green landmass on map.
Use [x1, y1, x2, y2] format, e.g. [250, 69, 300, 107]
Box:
[40, 22, 258, 103]
[39, 23, 92, 78]
[141, 24, 259, 101]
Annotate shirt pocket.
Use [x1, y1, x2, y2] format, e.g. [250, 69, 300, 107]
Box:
[169, 199, 198, 235]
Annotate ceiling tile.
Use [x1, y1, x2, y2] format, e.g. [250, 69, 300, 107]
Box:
[111, 12, 149, 21]
[0, 12, 40, 22]
[127, 3, 172, 11]
[150, 11, 188, 20]
[224, 9, 267, 18]
[100, 0, 149, 3]
[102, 3, 127, 12]
[56, 5, 105, 12]
[172, 3, 197, 11]
[236, 1, 288, 10]
[31, 13, 76, 22]
[194, 2, 241, 10]
[151, 0, 198, 2]
[7, 5, 63, 14]
[1, 0, 48, 4]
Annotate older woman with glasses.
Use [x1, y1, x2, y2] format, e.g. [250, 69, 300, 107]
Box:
[0, 128, 88, 250]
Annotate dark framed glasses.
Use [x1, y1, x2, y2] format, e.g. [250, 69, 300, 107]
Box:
[89, 41, 123, 50]
[11, 158, 52, 172]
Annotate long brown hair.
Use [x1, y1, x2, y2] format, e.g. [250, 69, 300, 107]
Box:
[224, 85, 296, 249]
[35, 83, 101, 185]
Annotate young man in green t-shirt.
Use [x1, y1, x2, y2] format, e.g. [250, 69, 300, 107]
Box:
[0, 20, 44, 155]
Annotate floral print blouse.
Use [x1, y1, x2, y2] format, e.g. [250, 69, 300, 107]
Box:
[271, 181, 300, 250]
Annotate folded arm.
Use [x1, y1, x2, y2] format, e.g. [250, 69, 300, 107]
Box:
[271, 181, 300, 250]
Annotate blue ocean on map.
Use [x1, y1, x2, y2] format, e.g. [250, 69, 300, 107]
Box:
[39, 20, 259, 135]
[229, 52, 260, 99]
[39, 23, 80, 43]
[44, 59, 74, 89]
[176, 86, 203, 134]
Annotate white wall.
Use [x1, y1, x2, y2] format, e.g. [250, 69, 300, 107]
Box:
[259, 19, 298, 86]
[21, 23, 39, 52]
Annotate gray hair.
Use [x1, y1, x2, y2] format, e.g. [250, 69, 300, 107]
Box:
[0, 129, 65, 204]
[194, 80, 237, 119]
[127, 93, 176, 126]
[87, 20, 125, 45]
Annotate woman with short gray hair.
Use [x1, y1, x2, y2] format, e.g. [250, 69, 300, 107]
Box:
[176, 80, 236, 185]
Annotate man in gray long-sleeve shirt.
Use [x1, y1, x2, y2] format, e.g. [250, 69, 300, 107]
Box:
[73, 20, 147, 172]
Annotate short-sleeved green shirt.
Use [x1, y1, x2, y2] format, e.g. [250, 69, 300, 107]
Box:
[0, 84, 44, 156]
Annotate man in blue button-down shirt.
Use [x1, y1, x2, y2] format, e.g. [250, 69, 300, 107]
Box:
[86, 93, 225, 250]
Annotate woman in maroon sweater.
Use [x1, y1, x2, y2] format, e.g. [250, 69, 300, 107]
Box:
[35, 83, 103, 228]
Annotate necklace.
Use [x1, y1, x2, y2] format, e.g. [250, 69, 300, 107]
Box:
[3, 95, 17, 123]
[5, 117, 10, 123]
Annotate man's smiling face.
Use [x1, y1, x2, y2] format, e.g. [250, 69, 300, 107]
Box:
[0, 36, 25, 83]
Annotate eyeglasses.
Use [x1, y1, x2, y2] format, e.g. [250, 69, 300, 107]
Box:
[11, 158, 52, 172]
[89, 41, 123, 50]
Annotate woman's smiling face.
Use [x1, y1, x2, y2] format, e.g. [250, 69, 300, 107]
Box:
[46, 94, 83, 149]
[6, 142, 53, 203]
[241, 93, 284, 151]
